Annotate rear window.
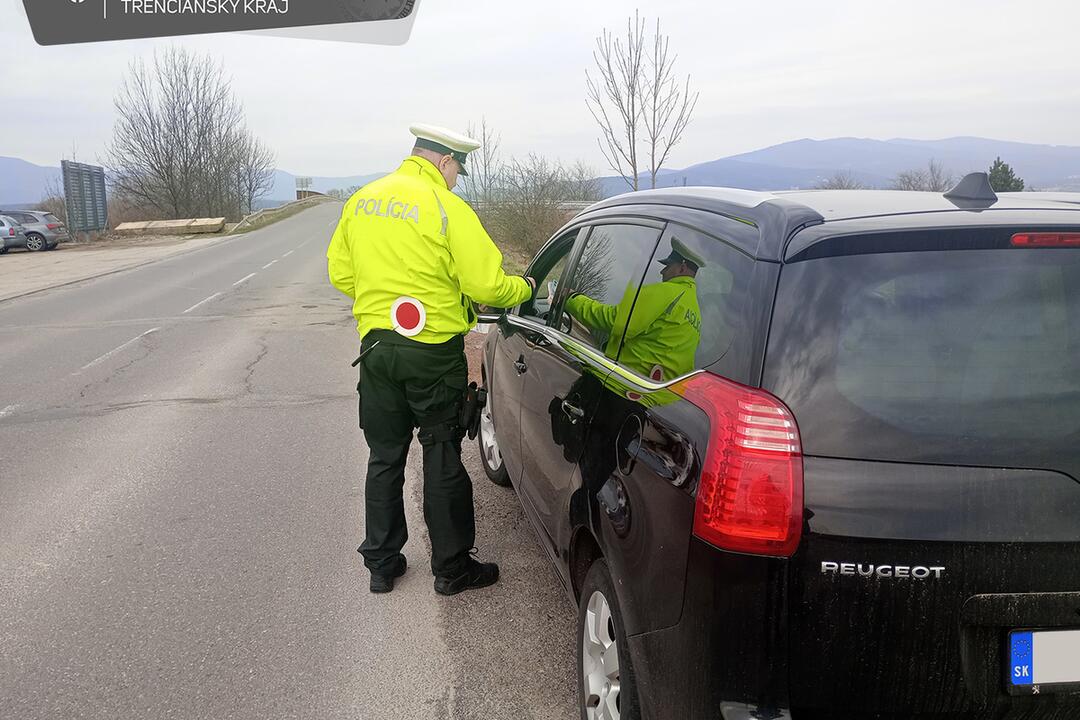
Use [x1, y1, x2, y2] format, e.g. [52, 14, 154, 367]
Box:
[764, 242, 1080, 475]
[44, 214, 62, 224]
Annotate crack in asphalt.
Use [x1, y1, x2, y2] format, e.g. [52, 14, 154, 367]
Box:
[76, 334, 159, 399]
[242, 336, 270, 397]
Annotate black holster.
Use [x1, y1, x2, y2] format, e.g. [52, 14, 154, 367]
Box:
[459, 382, 487, 440]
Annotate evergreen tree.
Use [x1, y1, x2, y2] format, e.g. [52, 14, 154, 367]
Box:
[988, 157, 1025, 192]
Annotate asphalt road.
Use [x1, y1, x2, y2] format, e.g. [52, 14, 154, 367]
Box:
[0, 203, 576, 720]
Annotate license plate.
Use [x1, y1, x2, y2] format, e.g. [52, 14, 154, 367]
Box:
[1009, 629, 1080, 693]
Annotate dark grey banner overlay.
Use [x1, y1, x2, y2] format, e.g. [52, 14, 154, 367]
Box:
[24, 0, 415, 46]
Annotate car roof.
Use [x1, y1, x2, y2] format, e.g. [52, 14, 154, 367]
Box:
[583, 185, 1080, 261]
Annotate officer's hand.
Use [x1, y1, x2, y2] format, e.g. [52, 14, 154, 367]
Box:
[525, 276, 538, 296]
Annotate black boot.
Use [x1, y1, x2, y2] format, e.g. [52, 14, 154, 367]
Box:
[434, 557, 500, 596]
[369, 555, 407, 594]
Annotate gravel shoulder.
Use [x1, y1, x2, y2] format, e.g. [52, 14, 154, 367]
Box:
[0, 232, 237, 303]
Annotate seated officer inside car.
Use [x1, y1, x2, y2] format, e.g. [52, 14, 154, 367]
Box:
[564, 237, 704, 382]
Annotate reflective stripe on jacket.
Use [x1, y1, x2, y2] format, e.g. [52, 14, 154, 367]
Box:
[327, 155, 531, 344]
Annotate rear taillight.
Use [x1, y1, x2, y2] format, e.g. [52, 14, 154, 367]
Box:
[7, 228, 13, 237]
[1011, 232, 1080, 247]
[675, 372, 804, 558]
[46, 223, 61, 230]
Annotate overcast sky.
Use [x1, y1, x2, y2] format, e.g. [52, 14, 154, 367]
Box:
[3, 0, 1080, 177]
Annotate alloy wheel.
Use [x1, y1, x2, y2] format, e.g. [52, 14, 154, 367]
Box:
[479, 403, 502, 470]
[582, 590, 621, 720]
[26, 235, 44, 251]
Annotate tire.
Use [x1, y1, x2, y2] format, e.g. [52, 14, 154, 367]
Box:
[477, 392, 511, 486]
[25, 234, 45, 252]
[577, 559, 640, 720]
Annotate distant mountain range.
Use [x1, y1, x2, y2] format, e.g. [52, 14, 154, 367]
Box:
[598, 136, 1080, 196]
[5, 136, 1080, 207]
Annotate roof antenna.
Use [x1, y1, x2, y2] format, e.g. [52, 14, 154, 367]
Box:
[944, 172, 998, 207]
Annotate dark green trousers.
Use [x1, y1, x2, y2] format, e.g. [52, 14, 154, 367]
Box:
[357, 329, 474, 578]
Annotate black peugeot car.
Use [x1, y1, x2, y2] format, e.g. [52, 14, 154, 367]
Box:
[476, 173, 1080, 720]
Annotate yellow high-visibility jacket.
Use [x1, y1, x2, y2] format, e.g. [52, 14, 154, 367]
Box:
[327, 156, 531, 344]
[566, 276, 701, 381]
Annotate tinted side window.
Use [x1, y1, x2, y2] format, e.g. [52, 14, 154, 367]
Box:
[520, 228, 581, 322]
[560, 224, 662, 355]
[611, 223, 755, 382]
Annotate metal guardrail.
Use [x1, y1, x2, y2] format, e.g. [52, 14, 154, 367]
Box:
[229, 195, 333, 234]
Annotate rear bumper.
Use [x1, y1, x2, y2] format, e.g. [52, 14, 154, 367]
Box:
[787, 534, 1080, 718]
[625, 539, 791, 720]
[625, 540, 1080, 719]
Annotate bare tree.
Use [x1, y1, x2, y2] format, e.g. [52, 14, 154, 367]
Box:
[587, 12, 698, 192]
[494, 154, 569, 254]
[106, 47, 276, 222]
[560, 161, 603, 202]
[570, 230, 614, 300]
[234, 133, 276, 215]
[459, 117, 502, 207]
[483, 155, 602, 256]
[814, 170, 867, 190]
[36, 175, 68, 224]
[640, 18, 698, 190]
[891, 159, 953, 192]
[586, 12, 647, 191]
[925, 159, 954, 192]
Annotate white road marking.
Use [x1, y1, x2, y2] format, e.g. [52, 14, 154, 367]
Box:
[261, 260, 278, 270]
[233, 272, 256, 286]
[281, 250, 294, 258]
[79, 328, 160, 372]
[182, 292, 222, 314]
[328, 220, 337, 229]
[0, 404, 20, 419]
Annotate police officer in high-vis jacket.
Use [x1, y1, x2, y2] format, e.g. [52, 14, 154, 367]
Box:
[327, 124, 535, 595]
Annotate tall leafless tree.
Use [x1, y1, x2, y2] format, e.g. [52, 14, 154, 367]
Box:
[640, 18, 698, 190]
[586, 12, 647, 191]
[234, 133, 276, 216]
[106, 47, 276, 222]
[459, 117, 502, 208]
[587, 12, 698, 192]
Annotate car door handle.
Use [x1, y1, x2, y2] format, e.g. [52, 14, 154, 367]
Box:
[514, 356, 528, 374]
[561, 400, 585, 423]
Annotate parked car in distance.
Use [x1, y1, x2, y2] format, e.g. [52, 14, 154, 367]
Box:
[0, 214, 29, 254]
[478, 172, 1080, 720]
[0, 209, 68, 251]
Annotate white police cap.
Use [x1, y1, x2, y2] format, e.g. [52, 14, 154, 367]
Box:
[410, 123, 481, 175]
